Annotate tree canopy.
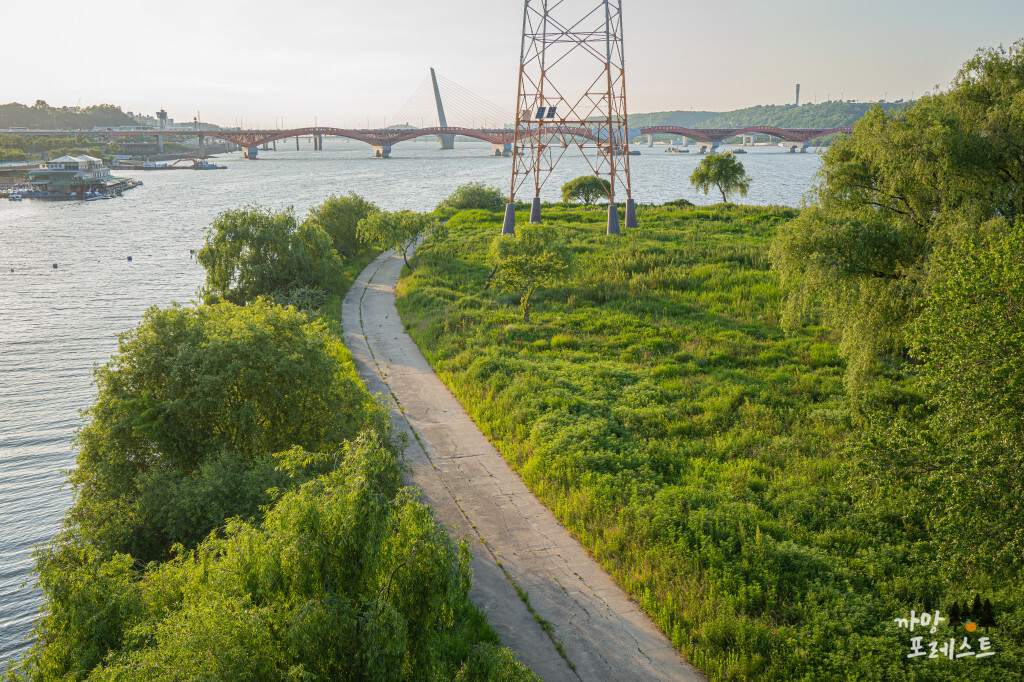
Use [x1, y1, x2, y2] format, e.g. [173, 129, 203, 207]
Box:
[303, 192, 378, 259]
[856, 220, 1024, 579]
[22, 433, 536, 681]
[772, 40, 1024, 386]
[357, 210, 446, 271]
[67, 299, 382, 562]
[197, 205, 343, 305]
[561, 175, 611, 205]
[437, 182, 506, 211]
[489, 224, 570, 323]
[689, 152, 751, 202]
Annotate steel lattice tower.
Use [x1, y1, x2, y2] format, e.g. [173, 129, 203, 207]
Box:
[501, 0, 637, 235]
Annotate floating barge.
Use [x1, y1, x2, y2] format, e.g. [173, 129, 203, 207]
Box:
[111, 158, 226, 171]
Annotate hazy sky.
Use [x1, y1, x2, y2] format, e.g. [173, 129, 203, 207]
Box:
[5, 0, 1023, 128]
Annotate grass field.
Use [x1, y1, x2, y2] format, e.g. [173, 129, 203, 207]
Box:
[394, 203, 1022, 681]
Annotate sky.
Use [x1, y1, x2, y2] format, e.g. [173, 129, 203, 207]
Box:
[4, 0, 1024, 128]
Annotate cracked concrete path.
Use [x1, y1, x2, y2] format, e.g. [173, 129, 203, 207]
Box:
[342, 248, 704, 682]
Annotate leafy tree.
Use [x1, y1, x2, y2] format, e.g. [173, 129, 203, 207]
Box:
[17, 433, 535, 681]
[303, 192, 378, 259]
[856, 220, 1024, 579]
[772, 40, 1024, 386]
[197, 205, 343, 305]
[357, 210, 446, 271]
[489, 224, 569, 323]
[67, 299, 382, 561]
[561, 175, 611, 205]
[689, 152, 751, 202]
[438, 182, 506, 211]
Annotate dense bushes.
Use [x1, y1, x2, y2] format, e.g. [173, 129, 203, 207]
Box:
[197, 206, 344, 305]
[6, 197, 533, 681]
[772, 40, 1024, 388]
[19, 434, 535, 681]
[67, 299, 382, 563]
[437, 182, 506, 211]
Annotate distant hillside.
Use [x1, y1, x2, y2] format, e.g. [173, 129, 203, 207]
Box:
[630, 100, 912, 130]
[627, 110, 719, 128]
[0, 102, 140, 129]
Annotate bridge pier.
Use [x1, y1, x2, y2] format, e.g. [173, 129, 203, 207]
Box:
[244, 147, 258, 159]
[695, 140, 719, 154]
[296, 136, 300, 151]
[647, 134, 653, 147]
[780, 140, 809, 153]
[262, 142, 269, 150]
[491, 143, 512, 157]
[157, 134, 164, 153]
[437, 134, 455, 150]
[198, 134, 205, 159]
[373, 145, 392, 159]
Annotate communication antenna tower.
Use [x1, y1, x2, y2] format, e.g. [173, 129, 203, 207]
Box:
[501, 0, 637, 235]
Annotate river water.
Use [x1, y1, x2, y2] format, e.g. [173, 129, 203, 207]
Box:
[0, 137, 821, 663]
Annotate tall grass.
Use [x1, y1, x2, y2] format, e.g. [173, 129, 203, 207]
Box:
[395, 204, 1022, 681]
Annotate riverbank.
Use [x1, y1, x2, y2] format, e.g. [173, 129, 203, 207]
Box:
[4, 199, 538, 680]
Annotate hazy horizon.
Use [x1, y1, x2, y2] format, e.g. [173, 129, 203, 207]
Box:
[4, 0, 1024, 128]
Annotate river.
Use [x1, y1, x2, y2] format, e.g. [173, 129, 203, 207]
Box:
[0, 137, 822, 664]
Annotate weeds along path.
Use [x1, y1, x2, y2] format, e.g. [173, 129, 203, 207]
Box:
[342, 247, 704, 682]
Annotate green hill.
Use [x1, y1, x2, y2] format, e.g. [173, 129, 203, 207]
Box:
[0, 101, 140, 129]
[630, 100, 911, 130]
[626, 110, 719, 128]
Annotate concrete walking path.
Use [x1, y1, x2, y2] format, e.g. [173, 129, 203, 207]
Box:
[342, 248, 704, 681]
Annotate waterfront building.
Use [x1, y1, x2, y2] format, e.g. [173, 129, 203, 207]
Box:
[27, 155, 136, 197]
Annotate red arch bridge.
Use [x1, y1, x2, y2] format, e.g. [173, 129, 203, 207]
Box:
[105, 124, 853, 159]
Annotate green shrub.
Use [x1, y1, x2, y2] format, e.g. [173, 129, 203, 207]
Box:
[438, 182, 506, 211]
[561, 175, 611, 205]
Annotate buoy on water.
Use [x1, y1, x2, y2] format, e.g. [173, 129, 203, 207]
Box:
[127, 256, 133, 262]
[52, 263, 58, 269]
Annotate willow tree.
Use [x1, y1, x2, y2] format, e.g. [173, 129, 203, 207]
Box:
[689, 152, 751, 202]
[772, 40, 1024, 388]
[357, 210, 446, 271]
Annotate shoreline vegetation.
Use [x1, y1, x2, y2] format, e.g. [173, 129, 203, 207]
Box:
[3, 196, 537, 681]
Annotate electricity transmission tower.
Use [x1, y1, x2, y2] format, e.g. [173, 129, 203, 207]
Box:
[501, 0, 637, 236]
